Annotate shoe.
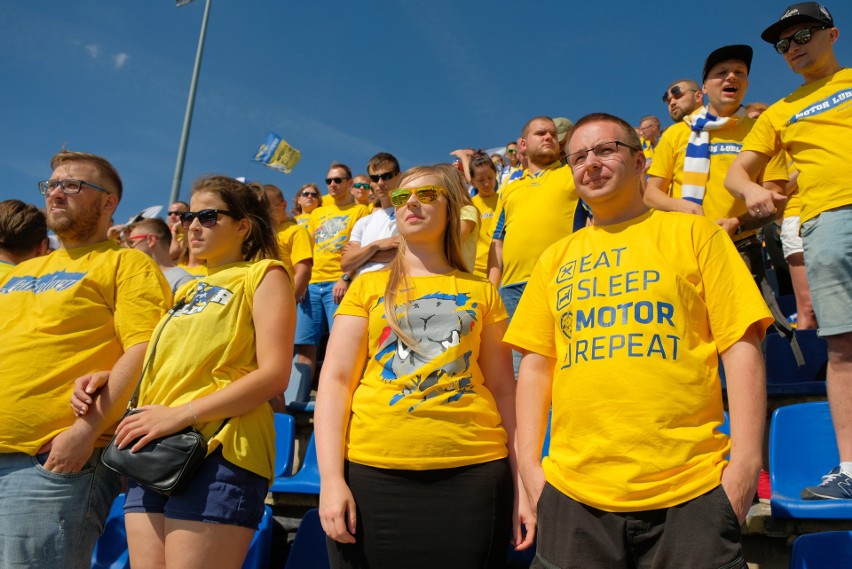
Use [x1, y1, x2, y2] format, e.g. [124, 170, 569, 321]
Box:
[801, 466, 852, 500]
[757, 469, 771, 504]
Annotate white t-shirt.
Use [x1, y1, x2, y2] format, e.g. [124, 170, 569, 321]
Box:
[349, 207, 398, 276]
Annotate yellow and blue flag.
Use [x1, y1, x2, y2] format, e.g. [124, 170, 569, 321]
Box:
[253, 132, 301, 174]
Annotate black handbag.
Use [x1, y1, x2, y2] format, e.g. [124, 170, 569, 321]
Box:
[100, 298, 228, 495]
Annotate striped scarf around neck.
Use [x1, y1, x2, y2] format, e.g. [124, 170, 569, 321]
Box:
[682, 105, 747, 204]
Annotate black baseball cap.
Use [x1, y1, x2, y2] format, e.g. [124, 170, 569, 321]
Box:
[702, 45, 753, 82]
[761, 2, 835, 44]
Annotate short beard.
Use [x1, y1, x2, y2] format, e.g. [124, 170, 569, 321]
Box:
[47, 207, 102, 246]
[527, 147, 560, 168]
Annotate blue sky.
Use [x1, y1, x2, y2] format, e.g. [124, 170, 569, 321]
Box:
[2, 1, 851, 224]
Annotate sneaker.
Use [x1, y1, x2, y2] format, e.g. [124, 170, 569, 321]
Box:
[801, 467, 852, 500]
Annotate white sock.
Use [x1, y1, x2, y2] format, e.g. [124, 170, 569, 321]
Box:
[839, 462, 852, 476]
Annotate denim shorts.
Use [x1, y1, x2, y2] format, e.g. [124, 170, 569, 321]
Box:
[295, 281, 337, 345]
[801, 205, 852, 336]
[124, 448, 267, 530]
[499, 282, 527, 377]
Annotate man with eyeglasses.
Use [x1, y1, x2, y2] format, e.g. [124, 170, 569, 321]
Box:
[123, 217, 195, 296]
[0, 150, 170, 568]
[488, 116, 581, 376]
[341, 152, 401, 278]
[507, 112, 770, 568]
[646, 44, 788, 288]
[662, 79, 704, 122]
[295, 162, 369, 388]
[727, 2, 852, 500]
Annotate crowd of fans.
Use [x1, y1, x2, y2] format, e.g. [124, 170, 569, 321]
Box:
[0, 2, 849, 568]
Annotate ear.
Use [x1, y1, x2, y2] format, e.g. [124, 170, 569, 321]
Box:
[237, 216, 251, 238]
[634, 150, 647, 175]
[101, 193, 119, 216]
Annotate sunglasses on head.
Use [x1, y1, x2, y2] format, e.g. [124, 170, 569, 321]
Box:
[179, 209, 237, 229]
[775, 26, 830, 54]
[662, 84, 697, 103]
[389, 185, 445, 207]
[369, 171, 398, 183]
[353, 183, 371, 190]
[300, 191, 319, 198]
[325, 176, 350, 185]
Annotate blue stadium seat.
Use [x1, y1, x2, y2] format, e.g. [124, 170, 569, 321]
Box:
[271, 432, 320, 495]
[273, 413, 296, 480]
[789, 531, 852, 568]
[242, 505, 273, 569]
[769, 402, 852, 519]
[765, 330, 827, 396]
[283, 508, 329, 569]
[91, 494, 129, 569]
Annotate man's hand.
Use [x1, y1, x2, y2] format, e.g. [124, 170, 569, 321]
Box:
[741, 186, 787, 218]
[332, 278, 349, 304]
[36, 423, 97, 473]
[672, 199, 704, 216]
[721, 462, 760, 524]
[716, 217, 740, 237]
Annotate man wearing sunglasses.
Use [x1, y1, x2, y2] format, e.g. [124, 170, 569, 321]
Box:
[295, 162, 370, 388]
[646, 44, 788, 288]
[124, 217, 195, 296]
[341, 152, 401, 278]
[0, 150, 170, 567]
[728, 2, 852, 500]
[498, 140, 524, 188]
[662, 79, 704, 123]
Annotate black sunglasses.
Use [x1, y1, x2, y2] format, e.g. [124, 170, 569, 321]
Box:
[179, 209, 237, 229]
[775, 26, 830, 54]
[369, 171, 399, 183]
[300, 191, 320, 198]
[325, 176, 350, 185]
[662, 84, 697, 103]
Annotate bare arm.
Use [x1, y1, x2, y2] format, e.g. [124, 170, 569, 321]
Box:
[113, 267, 296, 450]
[644, 175, 704, 215]
[293, 259, 312, 301]
[315, 314, 369, 544]
[515, 351, 555, 543]
[487, 239, 503, 289]
[719, 323, 766, 523]
[450, 149, 474, 184]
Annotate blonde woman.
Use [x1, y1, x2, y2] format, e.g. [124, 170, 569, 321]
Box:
[316, 165, 532, 568]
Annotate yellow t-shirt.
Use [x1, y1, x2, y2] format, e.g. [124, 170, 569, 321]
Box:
[137, 259, 290, 479]
[460, 204, 480, 273]
[785, 186, 802, 219]
[308, 203, 369, 283]
[276, 220, 313, 276]
[648, 116, 789, 240]
[504, 210, 772, 512]
[0, 242, 170, 454]
[471, 193, 500, 279]
[741, 68, 852, 224]
[491, 162, 580, 287]
[336, 269, 509, 469]
[295, 213, 311, 228]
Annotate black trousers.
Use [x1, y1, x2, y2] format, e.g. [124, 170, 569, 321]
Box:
[327, 459, 513, 569]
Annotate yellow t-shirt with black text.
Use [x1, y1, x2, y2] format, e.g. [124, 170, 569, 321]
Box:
[504, 210, 772, 512]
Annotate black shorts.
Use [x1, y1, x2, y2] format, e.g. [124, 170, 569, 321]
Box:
[532, 483, 746, 569]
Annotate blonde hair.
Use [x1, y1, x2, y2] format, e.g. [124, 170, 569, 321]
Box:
[383, 164, 469, 349]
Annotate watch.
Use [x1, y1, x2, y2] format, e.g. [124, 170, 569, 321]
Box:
[341, 274, 352, 283]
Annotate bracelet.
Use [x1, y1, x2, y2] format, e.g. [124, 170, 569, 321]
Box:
[187, 401, 197, 425]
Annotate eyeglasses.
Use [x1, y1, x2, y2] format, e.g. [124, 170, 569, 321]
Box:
[38, 178, 110, 196]
[125, 233, 155, 247]
[368, 171, 398, 183]
[167, 210, 184, 217]
[775, 26, 829, 54]
[179, 209, 237, 229]
[506, 148, 517, 154]
[662, 85, 697, 104]
[353, 183, 371, 190]
[300, 191, 319, 198]
[390, 185, 445, 207]
[568, 141, 640, 169]
[325, 177, 350, 185]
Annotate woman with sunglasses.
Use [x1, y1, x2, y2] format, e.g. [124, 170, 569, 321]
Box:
[292, 183, 321, 227]
[78, 176, 296, 568]
[316, 165, 533, 568]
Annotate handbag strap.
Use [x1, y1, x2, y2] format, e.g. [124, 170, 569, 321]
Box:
[125, 294, 230, 436]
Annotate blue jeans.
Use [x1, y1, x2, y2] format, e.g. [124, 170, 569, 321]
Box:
[0, 447, 121, 569]
[295, 280, 339, 345]
[499, 282, 527, 377]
